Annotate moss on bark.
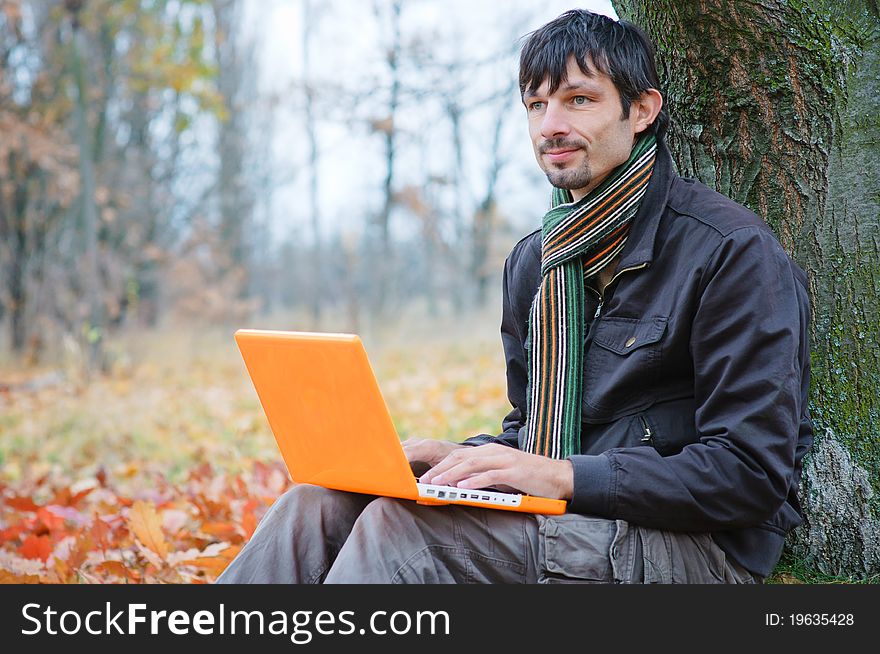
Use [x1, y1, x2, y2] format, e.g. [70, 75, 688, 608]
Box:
[615, 0, 880, 577]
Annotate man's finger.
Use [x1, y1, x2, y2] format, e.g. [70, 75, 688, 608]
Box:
[422, 450, 505, 486]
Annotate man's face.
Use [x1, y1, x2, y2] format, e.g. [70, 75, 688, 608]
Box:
[524, 57, 642, 201]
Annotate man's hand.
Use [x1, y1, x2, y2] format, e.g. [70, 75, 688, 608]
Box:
[418, 443, 574, 500]
[402, 437, 466, 467]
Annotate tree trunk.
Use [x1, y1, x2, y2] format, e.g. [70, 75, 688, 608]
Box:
[213, 0, 254, 296]
[372, 0, 403, 318]
[303, 0, 323, 328]
[615, 0, 880, 577]
[471, 86, 513, 308]
[71, 17, 105, 373]
[7, 151, 28, 352]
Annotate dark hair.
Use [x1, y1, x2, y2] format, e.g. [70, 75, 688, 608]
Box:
[519, 10, 668, 136]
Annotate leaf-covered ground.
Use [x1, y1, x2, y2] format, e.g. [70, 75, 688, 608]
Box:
[0, 315, 511, 583]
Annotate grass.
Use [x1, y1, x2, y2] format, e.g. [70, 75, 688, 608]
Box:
[0, 308, 511, 495]
[767, 552, 880, 584]
[1, 308, 868, 583]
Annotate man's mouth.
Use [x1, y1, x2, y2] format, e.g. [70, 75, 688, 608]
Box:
[540, 140, 584, 164]
[543, 148, 579, 163]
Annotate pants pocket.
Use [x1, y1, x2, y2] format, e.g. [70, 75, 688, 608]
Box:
[537, 515, 617, 583]
[638, 529, 733, 584]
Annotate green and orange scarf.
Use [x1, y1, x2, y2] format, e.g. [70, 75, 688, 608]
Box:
[524, 133, 657, 459]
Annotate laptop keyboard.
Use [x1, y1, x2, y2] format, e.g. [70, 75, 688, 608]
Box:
[416, 483, 522, 507]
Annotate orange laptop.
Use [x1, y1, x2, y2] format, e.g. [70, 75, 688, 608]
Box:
[234, 329, 566, 515]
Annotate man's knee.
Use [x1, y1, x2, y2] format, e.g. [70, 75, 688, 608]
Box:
[274, 483, 331, 509]
[267, 484, 365, 524]
[350, 497, 442, 541]
[354, 496, 413, 526]
[265, 484, 314, 519]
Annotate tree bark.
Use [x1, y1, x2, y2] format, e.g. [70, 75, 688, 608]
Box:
[71, 15, 105, 373]
[213, 0, 254, 296]
[615, 0, 880, 577]
[303, 0, 323, 328]
[371, 0, 403, 318]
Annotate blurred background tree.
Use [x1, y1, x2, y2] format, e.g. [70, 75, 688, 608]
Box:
[1, 0, 555, 359]
[1, 0, 231, 370]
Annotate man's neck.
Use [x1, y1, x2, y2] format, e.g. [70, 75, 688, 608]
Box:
[570, 181, 600, 204]
[593, 256, 620, 297]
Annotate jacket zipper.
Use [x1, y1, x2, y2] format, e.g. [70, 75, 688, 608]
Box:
[591, 262, 649, 320]
[606, 262, 649, 289]
[639, 415, 653, 444]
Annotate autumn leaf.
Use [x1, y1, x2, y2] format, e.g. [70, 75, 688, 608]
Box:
[241, 510, 258, 540]
[0, 569, 42, 584]
[95, 560, 141, 583]
[5, 495, 40, 512]
[0, 524, 28, 545]
[199, 521, 242, 541]
[19, 535, 53, 562]
[161, 508, 190, 535]
[36, 507, 67, 532]
[773, 573, 806, 585]
[183, 544, 241, 576]
[127, 501, 169, 560]
[65, 532, 95, 571]
[90, 516, 112, 552]
[69, 487, 96, 507]
[43, 505, 91, 528]
[50, 486, 94, 507]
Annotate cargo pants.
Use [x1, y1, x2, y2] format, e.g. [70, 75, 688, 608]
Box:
[215, 484, 760, 584]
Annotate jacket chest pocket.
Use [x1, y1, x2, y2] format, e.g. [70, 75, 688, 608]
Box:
[583, 316, 667, 415]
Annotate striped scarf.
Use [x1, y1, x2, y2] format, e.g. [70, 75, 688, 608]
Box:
[524, 133, 657, 459]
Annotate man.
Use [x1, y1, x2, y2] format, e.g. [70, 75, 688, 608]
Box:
[217, 9, 812, 584]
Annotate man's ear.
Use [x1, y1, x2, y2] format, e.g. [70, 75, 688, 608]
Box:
[631, 89, 663, 133]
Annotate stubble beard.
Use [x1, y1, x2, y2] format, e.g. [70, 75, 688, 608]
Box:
[538, 143, 592, 192]
[544, 159, 592, 192]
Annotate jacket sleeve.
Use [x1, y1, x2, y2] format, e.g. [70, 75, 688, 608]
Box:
[567, 226, 807, 531]
[462, 251, 529, 449]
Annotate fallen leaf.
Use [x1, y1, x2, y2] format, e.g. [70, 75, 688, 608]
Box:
[199, 521, 242, 541]
[94, 560, 141, 583]
[167, 541, 233, 567]
[773, 573, 806, 585]
[0, 550, 46, 576]
[127, 501, 168, 560]
[0, 524, 28, 544]
[0, 569, 42, 584]
[242, 511, 258, 540]
[5, 495, 40, 512]
[19, 535, 53, 562]
[68, 487, 96, 507]
[186, 545, 241, 575]
[44, 505, 91, 528]
[90, 517, 112, 552]
[37, 507, 67, 532]
[162, 509, 190, 534]
[136, 541, 166, 569]
[65, 532, 95, 570]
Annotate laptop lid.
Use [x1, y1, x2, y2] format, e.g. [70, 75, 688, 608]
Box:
[235, 329, 567, 515]
[234, 329, 420, 501]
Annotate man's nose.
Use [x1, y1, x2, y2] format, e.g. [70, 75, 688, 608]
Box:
[540, 102, 570, 139]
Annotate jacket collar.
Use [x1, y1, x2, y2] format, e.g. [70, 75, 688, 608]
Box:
[616, 134, 675, 270]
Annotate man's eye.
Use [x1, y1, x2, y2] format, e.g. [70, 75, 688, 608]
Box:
[528, 101, 545, 111]
[573, 96, 589, 105]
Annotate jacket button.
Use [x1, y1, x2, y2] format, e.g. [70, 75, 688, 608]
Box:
[625, 336, 636, 347]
